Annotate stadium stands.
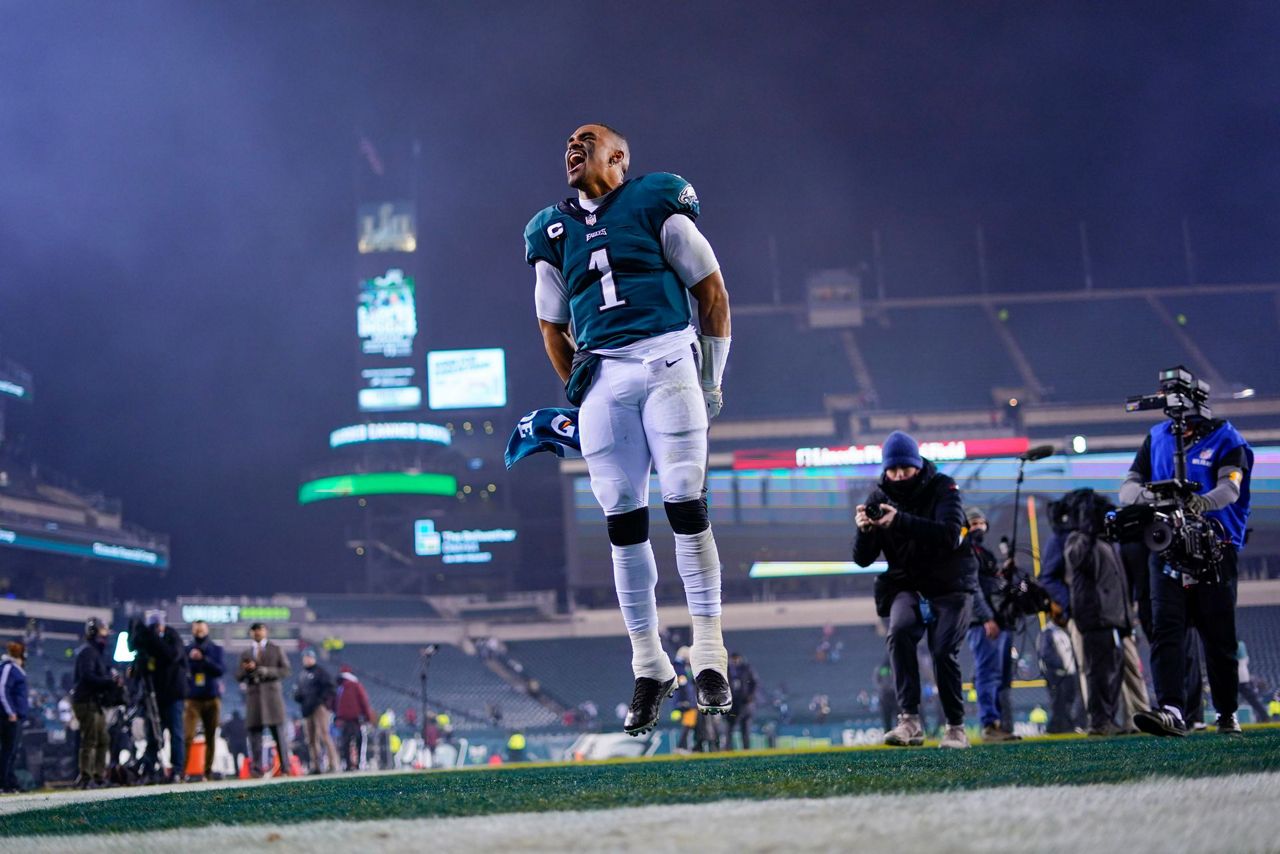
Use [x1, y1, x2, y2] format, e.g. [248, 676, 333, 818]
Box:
[1156, 292, 1280, 396]
[330, 643, 559, 732]
[307, 596, 441, 621]
[856, 306, 1022, 411]
[725, 313, 858, 418]
[1237, 605, 1280, 691]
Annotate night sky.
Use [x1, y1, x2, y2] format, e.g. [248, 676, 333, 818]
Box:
[1, 2, 1277, 595]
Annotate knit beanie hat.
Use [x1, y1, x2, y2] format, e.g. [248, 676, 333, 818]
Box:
[965, 506, 987, 525]
[882, 431, 923, 470]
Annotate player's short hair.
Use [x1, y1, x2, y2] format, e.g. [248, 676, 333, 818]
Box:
[595, 123, 630, 176]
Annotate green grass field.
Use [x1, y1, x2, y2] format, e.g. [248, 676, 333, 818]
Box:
[4, 728, 1279, 838]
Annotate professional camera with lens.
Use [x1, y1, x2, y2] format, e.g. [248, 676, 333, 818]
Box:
[992, 536, 1053, 622]
[1103, 365, 1226, 580]
[864, 501, 894, 521]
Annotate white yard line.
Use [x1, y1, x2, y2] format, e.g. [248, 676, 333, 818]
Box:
[3, 771, 1278, 853]
[0, 768, 405, 817]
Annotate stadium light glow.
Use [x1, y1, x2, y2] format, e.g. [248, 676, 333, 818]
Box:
[298, 472, 458, 504]
[1072, 435, 1088, 454]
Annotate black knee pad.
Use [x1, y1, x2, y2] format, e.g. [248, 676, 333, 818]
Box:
[664, 497, 709, 535]
[606, 507, 649, 547]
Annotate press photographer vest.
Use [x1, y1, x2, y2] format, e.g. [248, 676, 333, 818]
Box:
[1148, 421, 1252, 548]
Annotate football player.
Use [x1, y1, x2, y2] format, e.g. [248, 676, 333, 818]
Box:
[524, 124, 732, 735]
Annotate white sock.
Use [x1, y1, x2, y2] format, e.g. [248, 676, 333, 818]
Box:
[629, 628, 676, 682]
[690, 614, 728, 679]
[611, 541, 674, 681]
[674, 528, 722, 616]
[612, 541, 659, 635]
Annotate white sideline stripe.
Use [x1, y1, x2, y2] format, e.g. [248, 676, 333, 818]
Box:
[3, 771, 1279, 853]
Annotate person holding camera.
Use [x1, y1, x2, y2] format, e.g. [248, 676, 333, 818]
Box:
[0, 641, 29, 792]
[854, 431, 978, 750]
[238, 622, 292, 776]
[963, 507, 1019, 742]
[72, 617, 120, 788]
[131, 610, 189, 782]
[1123, 414, 1253, 737]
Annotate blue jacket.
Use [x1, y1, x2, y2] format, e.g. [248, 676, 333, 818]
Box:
[0, 656, 29, 719]
[1040, 533, 1070, 615]
[185, 637, 225, 699]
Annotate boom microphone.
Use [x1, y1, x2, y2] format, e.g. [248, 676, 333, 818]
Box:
[1019, 444, 1055, 462]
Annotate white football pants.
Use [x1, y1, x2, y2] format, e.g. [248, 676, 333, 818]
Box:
[579, 343, 709, 513]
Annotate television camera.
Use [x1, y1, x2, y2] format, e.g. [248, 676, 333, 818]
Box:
[1104, 366, 1226, 580]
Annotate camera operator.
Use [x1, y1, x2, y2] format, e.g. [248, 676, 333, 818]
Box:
[1041, 489, 1131, 735]
[238, 622, 292, 776]
[963, 507, 1019, 742]
[130, 610, 189, 783]
[184, 620, 225, 781]
[854, 431, 978, 750]
[1124, 413, 1253, 737]
[72, 617, 121, 788]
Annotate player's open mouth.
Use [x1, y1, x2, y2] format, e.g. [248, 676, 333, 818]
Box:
[567, 149, 586, 174]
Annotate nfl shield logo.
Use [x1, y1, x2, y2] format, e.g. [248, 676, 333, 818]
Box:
[585, 213, 597, 226]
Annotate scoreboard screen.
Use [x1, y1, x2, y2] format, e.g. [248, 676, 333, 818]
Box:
[357, 269, 418, 359]
[427, 348, 507, 410]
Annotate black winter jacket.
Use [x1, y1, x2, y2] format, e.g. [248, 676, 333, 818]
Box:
[294, 663, 337, 717]
[968, 543, 1000, 626]
[72, 638, 117, 704]
[132, 625, 189, 706]
[1042, 531, 1131, 633]
[853, 460, 980, 616]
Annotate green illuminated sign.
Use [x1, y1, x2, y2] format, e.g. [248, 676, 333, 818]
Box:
[298, 472, 458, 504]
[181, 604, 292, 624]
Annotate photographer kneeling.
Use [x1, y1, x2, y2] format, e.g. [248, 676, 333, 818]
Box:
[1123, 412, 1252, 737]
[855, 431, 978, 750]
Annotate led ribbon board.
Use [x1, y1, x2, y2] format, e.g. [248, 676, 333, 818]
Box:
[298, 471, 458, 504]
[180, 604, 292, 624]
[0, 527, 167, 568]
[329, 422, 451, 448]
[733, 437, 1031, 470]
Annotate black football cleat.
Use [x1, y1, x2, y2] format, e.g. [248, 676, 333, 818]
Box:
[1216, 714, 1244, 736]
[695, 669, 732, 714]
[623, 675, 677, 736]
[1133, 708, 1187, 737]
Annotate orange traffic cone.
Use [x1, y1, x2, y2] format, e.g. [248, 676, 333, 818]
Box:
[238, 756, 252, 779]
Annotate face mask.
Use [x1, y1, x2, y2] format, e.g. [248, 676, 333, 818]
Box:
[970, 530, 985, 546]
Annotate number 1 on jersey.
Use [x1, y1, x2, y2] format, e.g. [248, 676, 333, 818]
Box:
[590, 247, 628, 312]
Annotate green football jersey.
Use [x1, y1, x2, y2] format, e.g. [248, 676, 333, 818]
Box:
[524, 172, 700, 351]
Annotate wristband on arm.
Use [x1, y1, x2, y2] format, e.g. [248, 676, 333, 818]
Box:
[698, 335, 731, 390]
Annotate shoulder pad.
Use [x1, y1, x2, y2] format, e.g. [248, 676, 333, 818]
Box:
[524, 205, 566, 267]
[637, 172, 700, 219]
